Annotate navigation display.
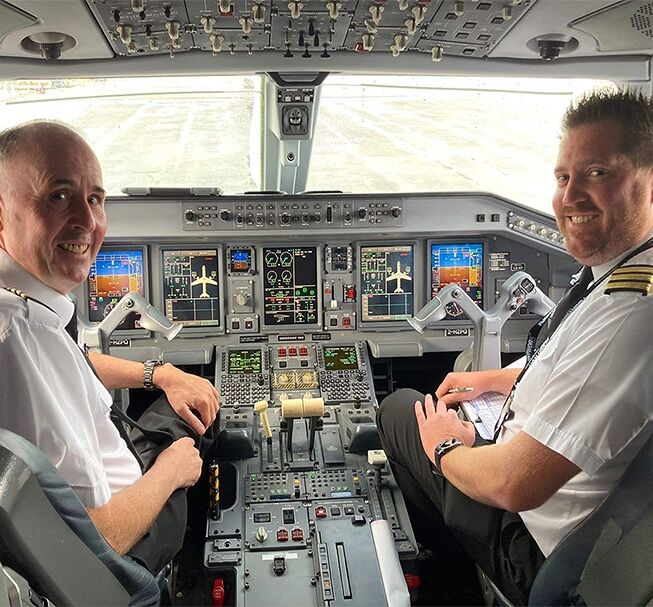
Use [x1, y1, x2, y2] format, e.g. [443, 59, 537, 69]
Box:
[360, 244, 414, 322]
[87, 248, 145, 329]
[431, 242, 484, 319]
[228, 349, 262, 374]
[162, 249, 220, 327]
[323, 346, 359, 371]
[263, 246, 318, 325]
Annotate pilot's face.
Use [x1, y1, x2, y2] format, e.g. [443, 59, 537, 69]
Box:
[0, 130, 107, 294]
[553, 120, 653, 266]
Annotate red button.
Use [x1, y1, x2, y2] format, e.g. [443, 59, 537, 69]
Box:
[315, 506, 327, 518]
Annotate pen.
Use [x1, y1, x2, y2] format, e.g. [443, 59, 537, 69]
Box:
[447, 387, 474, 394]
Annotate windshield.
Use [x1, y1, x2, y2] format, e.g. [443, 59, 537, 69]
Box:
[0, 76, 263, 195]
[307, 75, 614, 214]
[1, 73, 612, 213]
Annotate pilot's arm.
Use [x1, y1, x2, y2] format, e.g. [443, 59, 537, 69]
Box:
[415, 395, 579, 511]
[87, 436, 201, 554]
[88, 352, 219, 436]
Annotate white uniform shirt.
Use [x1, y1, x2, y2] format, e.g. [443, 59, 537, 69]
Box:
[499, 235, 653, 556]
[0, 249, 141, 508]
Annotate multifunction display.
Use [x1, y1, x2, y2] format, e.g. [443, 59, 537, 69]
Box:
[263, 247, 318, 325]
[162, 249, 220, 327]
[87, 248, 145, 329]
[228, 349, 263, 374]
[360, 244, 414, 322]
[431, 242, 484, 319]
[323, 346, 359, 371]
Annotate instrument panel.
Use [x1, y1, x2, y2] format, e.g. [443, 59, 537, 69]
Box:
[75, 192, 574, 607]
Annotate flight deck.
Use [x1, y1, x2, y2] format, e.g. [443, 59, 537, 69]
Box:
[75, 191, 574, 606]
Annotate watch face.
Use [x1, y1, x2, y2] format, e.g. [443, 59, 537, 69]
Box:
[435, 438, 463, 469]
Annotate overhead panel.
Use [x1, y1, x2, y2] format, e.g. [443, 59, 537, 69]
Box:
[86, 0, 537, 61]
[571, 0, 653, 53]
[0, 1, 38, 46]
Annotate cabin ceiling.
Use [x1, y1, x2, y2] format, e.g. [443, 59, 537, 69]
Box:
[0, 0, 651, 78]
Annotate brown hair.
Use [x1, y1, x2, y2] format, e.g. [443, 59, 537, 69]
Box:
[561, 89, 653, 168]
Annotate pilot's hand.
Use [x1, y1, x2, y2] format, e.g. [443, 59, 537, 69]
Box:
[154, 437, 203, 489]
[435, 368, 521, 408]
[153, 363, 220, 435]
[415, 394, 476, 465]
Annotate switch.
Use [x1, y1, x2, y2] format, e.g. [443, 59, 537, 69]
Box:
[276, 528, 289, 542]
[291, 528, 304, 542]
[256, 526, 268, 543]
[299, 346, 308, 356]
[330, 507, 341, 516]
[231, 320, 240, 330]
[315, 506, 327, 518]
[283, 509, 295, 525]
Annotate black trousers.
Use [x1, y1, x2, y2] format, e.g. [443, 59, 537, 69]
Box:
[377, 389, 545, 606]
[120, 395, 217, 575]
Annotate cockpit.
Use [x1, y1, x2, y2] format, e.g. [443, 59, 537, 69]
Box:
[1, 1, 652, 606]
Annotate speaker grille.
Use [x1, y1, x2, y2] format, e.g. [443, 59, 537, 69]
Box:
[631, 3, 653, 38]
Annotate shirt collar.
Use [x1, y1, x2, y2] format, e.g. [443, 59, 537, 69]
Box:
[591, 229, 653, 282]
[0, 248, 75, 325]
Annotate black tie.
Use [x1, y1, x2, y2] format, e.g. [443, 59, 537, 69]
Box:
[493, 266, 593, 440]
[524, 266, 593, 363]
[542, 266, 593, 342]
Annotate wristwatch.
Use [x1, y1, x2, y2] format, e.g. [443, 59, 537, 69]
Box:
[142, 359, 163, 390]
[434, 437, 464, 471]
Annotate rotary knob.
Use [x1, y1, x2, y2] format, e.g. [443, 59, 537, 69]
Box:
[184, 209, 196, 222]
[219, 209, 231, 221]
[280, 212, 291, 225]
[357, 207, 367, 219]
[391, 207, 402, 218]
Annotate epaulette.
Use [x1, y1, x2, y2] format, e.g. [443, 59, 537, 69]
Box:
[2, 286, 29, 301]
[604, 265, 653, 296]
[1, 286, 57, 314]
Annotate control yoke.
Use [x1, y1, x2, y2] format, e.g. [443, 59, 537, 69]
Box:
[408, 271, 554, 370]
[78, 292, 183, 354]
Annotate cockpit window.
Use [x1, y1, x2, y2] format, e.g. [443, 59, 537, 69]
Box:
[306, 75, 614, 215]
[0, 76, 264, 195]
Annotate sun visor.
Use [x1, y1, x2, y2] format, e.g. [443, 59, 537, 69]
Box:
[571, 0, 653, 52]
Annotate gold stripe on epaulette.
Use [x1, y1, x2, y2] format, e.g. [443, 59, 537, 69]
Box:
[2, 287, 29, 300]
[612, 264, 653, 276]
[605, 281, 652, 296]
[606, 265, 653, 296]
[608, 273, 653, 284]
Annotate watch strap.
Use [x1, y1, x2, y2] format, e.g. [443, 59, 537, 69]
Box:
[143, 359, 163, 390]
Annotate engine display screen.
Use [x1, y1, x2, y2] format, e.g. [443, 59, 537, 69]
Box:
[323, 346, 359, 371]
[87, 248, 145, 329]
[431, 242, 484, 319]
[263, 246, 318, 325]
[228, 349, 262, 374]
[162, 249, 220, 327]
[360, 244, 414, 322]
